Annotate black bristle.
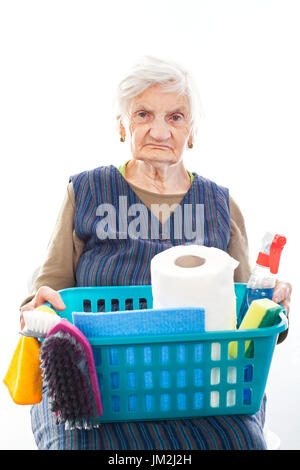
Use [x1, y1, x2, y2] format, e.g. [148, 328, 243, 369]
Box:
[40, 328, 99, 429]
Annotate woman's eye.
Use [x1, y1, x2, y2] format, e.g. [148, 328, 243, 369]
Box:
[171, 114, 182, 122]
[138, 112, 147, 118]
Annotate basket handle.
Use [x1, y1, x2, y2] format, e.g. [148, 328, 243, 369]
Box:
[279, 310, 288, 330]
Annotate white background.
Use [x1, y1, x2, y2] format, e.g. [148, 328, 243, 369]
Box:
[0, 0, 299, 450]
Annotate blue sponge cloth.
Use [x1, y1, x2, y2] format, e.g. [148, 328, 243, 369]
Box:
[72, 307, 205, 338]
[73, 307, 205, 412]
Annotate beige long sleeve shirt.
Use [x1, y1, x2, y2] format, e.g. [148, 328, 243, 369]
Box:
[20, 178, 251, 308]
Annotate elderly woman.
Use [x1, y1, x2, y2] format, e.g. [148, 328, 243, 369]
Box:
[20, 56, 291, 450]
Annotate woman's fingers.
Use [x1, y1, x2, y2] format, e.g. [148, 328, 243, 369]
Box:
[19, 286, 66, 330]
[272, 280, 292, 316]
[33, 286, 66, 311]
[273, 280, 292, 344]
[20, 299, 35, 330]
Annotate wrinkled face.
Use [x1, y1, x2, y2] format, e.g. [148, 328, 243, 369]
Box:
[127, 84, 192, 165]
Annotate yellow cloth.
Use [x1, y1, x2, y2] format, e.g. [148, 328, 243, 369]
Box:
[3, 336, 43, 405]
[3, 305, 57, 405]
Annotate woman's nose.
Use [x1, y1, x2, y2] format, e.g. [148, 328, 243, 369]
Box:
[149, 117, 171, 141]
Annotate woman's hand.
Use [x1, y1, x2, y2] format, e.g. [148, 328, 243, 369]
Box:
[19, 286, 66, 330]
[272, 279, 292, 344]
[272, 279, 292, 317]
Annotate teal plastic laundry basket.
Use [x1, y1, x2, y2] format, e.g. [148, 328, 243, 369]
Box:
[50, 283, 287, 424]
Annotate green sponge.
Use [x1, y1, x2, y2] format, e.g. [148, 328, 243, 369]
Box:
[229, 298, 283, 358]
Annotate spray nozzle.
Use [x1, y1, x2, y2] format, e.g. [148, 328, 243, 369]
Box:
[256, 233, 287, 274]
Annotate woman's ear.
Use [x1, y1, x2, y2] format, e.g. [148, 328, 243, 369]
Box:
[117, 115, 126, 142]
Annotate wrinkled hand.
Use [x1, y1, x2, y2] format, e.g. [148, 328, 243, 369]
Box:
[272, 279, 292, 317]
[272, 280, 292, 344]
[19, 286, 66, 330]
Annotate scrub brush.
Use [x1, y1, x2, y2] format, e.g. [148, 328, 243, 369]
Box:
[40, 318, 103, 429]
[21, 305, 61, 337]
[21, 305, 103, 428]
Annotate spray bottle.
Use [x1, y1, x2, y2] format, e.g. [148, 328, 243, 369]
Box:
[238, 232, 287, 324]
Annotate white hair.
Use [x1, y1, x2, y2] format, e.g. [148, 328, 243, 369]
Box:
[115, 56, 204, 141]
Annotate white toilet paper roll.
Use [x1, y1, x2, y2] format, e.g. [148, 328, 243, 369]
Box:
[150, 244, 239, 331]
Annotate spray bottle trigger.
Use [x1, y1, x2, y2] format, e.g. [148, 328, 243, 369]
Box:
[269, 235, 287, 274]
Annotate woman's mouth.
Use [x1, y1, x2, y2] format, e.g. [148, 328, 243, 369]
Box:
[145, 144, 172, 150]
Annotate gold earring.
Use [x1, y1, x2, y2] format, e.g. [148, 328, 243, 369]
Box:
[188, 141, 193, 149]
[120, 136, 125, 142]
